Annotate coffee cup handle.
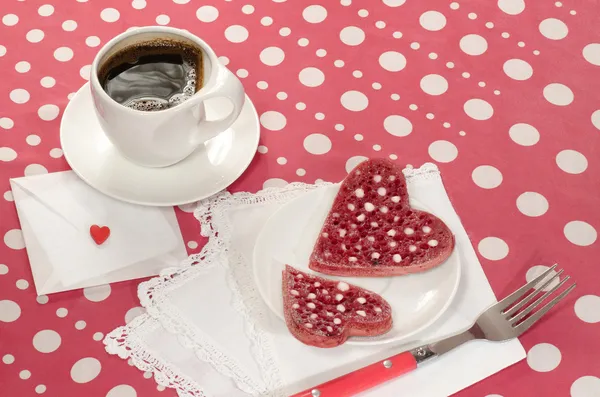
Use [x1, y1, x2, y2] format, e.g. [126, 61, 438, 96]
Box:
[192, 65, 245, 145]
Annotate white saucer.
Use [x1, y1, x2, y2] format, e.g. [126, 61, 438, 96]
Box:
[60, 83, 260, 206]
[253, 184, 461, 346]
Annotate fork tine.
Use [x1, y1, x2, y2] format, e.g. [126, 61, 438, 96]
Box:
[514, 283, 576, 334]
[509, 275, 570, 324]
[498, 264, 557, 311]
[504, 269, 564, 317]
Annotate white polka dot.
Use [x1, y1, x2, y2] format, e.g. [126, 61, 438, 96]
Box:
[296, 102, 306, 110]
[509, 123, 540, 146]
[35, 385, 46, 394]
[345, 156, 368, 173]
[556, 150, 588, 174]
[411, 42, 420, 50]
[2, 14, 18, 26]
[571, 376, 600, 397]
[38, 5, 54, 16]
[358, 9, 368, 17]
[299, 67, 325, 87]
[420, 74, 448, 95]
[20, 370, 31, 379]
[516, 192, 549, 217]
[4, 229, 25, 249]
[527, 343, 561, 372]
[315, 112, 325, 120]
[62, 20, 77, 31]
[564, 221, 597, 246]
[86, 36, 101, 47]
[56, 308, 68, 318]
[125, 307, 145, 324]
[263, 178, 288, 189]
[591, 110, 600, 131]
[257, 145, 268, 154]
[419, 11, 446, 31]
[38, 104, 60, 121]
[303, 5, 327, 23]
[378, 51, 407, 72]
[36, 295, 49, 304]
[472, 165, 503, 189]
[341, 90, 368, 111]
[460, 34, 488, 56]
[187, 241, 198, 249]
[225, 25, 248, 43]
[242, 5, 254, 14]
[33, 330, 61, 353]
[261, 17, 273, 26]
[101, 8, 120, 22]
[296, 168, 306, 176]
[503, 59, 533, 80]
[236, 69, 248, 78]
[354, 134, 363, 141]
[25, 164, 48, 176]
[543, 83, 574, 106]
[196, 5, 218, 22]
[3, 354, 14, 364]
[40, 76, 55, 88]
[539, 18, 568, 40]
[498, 0, 525, 15]
[50, 148, 63, 158]
[582, 43, 600, 66]
[280, 27, 292, 36]
[83, 284, 112, 302]
[131, 0, 146, 7]
[0, 300, 21, 322]
[15, 61, 31, 73]
[384, 115, 412, 137]
[79, 65, 91, 81]
[75, 320, 86, 330]
[340, 26, 365, 46]
[303, 134, 332, 155]
[0, 147, 17, 162]
[464, 99, 494, 120]
[259, 111, 286, 131]
[334, 59, 344, 67]
[0, 117, 14, 129]
[10, 89, 30, 104]
[107, 384, 137, 397]
[16, 279, 29, 289]
[155, 14, 170, 25]
[575, 295, 600, 323]
[383, 0, 406, 6]
[0, 264, 7, 274]
[93, 332, 104, 341]
[478, 237, 509, 260]
[526, 269, 557, 289]
[54, 47, 74, 62]
[428, 140, 458, 163]
[260, 47, 285, 66]
[0, 45, 5, 56]
[71, 357, 102, 383]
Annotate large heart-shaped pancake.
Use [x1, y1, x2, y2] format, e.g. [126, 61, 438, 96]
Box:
[282, 265, 392, 348]
[309, 158, 454, 277]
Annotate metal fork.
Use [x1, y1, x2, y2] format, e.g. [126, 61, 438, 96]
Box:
[291, 264, 576, 397]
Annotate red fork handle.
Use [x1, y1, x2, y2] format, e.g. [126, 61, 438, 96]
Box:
[289, 351, 417, 397]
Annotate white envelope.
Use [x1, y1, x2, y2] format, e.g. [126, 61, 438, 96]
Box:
[10, 171, 188, 296]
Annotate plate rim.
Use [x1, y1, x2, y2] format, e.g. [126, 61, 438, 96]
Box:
[253, 183, 461, 346]
[59, 82, 260, 207]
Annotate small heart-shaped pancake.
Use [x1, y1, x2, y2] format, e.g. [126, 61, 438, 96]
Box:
[282, 265, 392, 348]
[309, 158, 454, 277]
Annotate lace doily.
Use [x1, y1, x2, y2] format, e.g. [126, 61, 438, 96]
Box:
[104, 164, 447, 397]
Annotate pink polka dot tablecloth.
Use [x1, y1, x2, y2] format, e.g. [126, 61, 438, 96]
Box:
[1, 0, 600, 396]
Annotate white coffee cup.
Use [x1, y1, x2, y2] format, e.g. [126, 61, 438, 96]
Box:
[90, 26, 245, 168]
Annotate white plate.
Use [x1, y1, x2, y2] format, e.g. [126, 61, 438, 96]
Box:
[253, 184, 461, 346]
[60, 83, 260, 206]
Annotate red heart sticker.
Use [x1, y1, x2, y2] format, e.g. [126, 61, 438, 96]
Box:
[90, 225, 110, 245]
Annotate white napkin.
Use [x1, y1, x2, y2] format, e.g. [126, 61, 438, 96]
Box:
[107, 163, 525, 397]
[10, 171, 187, 295]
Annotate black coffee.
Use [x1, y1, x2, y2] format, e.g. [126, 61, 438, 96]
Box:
[98, 39, 204, 111]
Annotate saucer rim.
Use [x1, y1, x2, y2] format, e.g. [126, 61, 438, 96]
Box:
[60, 82, 260, 207]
